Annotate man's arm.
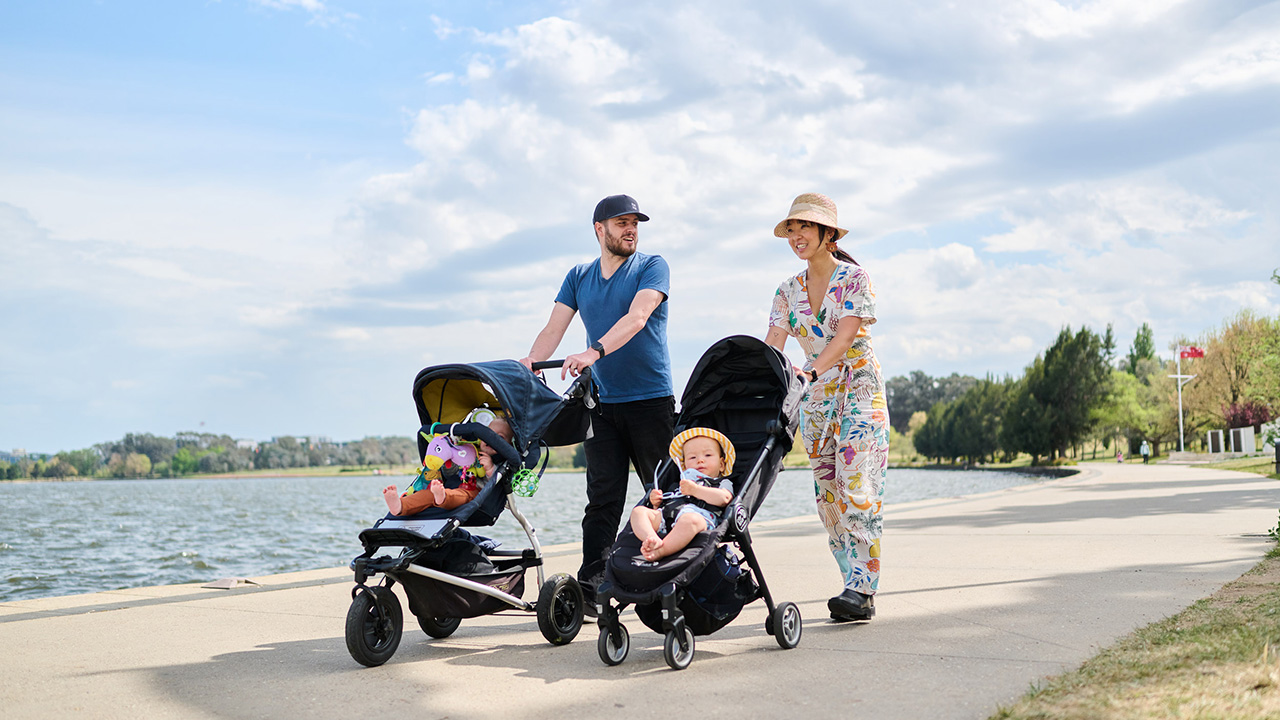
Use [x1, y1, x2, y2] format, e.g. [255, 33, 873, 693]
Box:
[519, 302, 577, 371]
[561, 288, 665, 379]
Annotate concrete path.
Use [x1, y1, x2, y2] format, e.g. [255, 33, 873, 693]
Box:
[2, 462, 1277, 719]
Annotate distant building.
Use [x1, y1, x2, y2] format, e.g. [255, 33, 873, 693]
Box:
[235, 439, 259, 451]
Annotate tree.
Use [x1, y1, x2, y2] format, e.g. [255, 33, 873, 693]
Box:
[107, 452, 153, 478]
[1013, 324, 1116, 456]
[57, 449, 102, 477]
[1182, 310, 1280, 429]
[886, 370, 978, 433]
[911, 400, 947, 462]
[42, 457, 78, 478]
[1126, 323, 1156, 374]
[170, 447, 201, 475]
[1000, 363, 1055, 464]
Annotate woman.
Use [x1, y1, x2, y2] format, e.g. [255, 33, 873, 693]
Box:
[764, 192, 889, 622]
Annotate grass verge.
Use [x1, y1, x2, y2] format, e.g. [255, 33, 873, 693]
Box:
[991, 466, 1280, 720]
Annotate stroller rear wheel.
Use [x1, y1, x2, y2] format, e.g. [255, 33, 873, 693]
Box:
[536, 573, 584, 645]
[770, 601, 802, 649]
[663, 625, 696, 670]
[417, 614, 461, 639]
[345, 586, 403, 667]
[597, 623, 630, 666]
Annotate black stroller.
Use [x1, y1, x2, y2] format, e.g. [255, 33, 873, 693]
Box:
[345, 359, 594, 667]
[595, 335, 806, 670]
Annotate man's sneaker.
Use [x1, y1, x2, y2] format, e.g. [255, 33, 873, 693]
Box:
[828, 588, 875, 622]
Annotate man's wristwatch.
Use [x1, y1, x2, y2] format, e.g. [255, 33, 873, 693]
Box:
[591, 341, 606, 359]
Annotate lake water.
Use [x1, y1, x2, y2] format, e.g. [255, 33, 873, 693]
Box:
[0, 468, 1049, 603]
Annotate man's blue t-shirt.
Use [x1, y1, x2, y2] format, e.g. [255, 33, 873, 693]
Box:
[555, 252, 672, 403]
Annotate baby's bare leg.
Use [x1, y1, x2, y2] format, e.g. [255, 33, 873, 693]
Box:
[382, 485, 403, 515]
[631, 507, 667, 560]
[650, 514, 707, 560]
[629, 506, 662, 542]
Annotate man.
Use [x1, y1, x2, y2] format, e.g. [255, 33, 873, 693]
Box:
[519, 194, 675, 599]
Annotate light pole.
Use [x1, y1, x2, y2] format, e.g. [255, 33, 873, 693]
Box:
[1169, 346, 1201, 452]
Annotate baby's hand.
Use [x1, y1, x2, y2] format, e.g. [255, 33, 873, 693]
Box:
[649, 488, 663, 507]
[679, 477, 699, 496]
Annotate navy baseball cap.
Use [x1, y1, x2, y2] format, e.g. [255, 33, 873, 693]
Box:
[593, 194, 650, 224]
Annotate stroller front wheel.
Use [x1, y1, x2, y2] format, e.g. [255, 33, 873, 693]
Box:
[597, 624, 630, 666]
[536, 573, 584, 645]
[771, 601, 802, 649]
[663, 625, 695, 670]
[345, 586, 403, 667]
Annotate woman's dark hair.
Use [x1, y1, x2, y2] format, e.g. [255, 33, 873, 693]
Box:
[818, 225, 858, 265]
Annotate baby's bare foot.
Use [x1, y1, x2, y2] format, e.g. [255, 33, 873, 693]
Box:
[429, 479, 446, 505]
[641, 537, 665, 561]
[382, 486, 402, 515]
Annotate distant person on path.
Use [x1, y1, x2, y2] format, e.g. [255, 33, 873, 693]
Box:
[764, 192, 888, 623]
[1116, 448, 1124, 463]
[629, 428, 735, 561]
[1140, 440, 1151, 464]
[519, 194, 675, 601]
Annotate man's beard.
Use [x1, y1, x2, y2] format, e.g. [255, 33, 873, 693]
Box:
[603, 227, 637, 258]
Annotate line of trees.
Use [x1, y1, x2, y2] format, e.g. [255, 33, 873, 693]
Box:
[902, 309, 1280, 465]
[1, 432, 589, 481]
[0, 433, 419, 480]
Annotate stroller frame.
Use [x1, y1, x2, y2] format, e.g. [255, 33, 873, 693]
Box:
[345, 360, 594, 667]
[595, 335, 807, 670]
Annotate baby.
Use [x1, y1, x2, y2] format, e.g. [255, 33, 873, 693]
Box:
[382, 417, 514, 516]
[629, 427, 736, 561]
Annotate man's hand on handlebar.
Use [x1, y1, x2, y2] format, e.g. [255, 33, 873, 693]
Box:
[561, 349, 597, 380]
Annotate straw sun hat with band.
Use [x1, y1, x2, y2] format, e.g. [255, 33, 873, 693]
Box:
[668, 427, 736, 477]
[773, 193, 857, 264]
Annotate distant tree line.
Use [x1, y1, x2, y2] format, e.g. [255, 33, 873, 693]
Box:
[0, 433, 418, 480]
[1, 431, 590, 481]
[899, 309, 1280, 466]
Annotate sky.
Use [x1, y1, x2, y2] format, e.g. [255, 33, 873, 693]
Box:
[2, 0, 1278, 454]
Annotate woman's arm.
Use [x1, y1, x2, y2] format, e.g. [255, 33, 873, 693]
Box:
[764, 326, 788, 352]
[809, 316, 863, 376]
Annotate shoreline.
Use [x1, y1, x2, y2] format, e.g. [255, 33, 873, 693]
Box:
[1, 461, 1085, 483]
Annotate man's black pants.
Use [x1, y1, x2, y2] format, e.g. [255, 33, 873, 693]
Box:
[579, 395, 675, 585]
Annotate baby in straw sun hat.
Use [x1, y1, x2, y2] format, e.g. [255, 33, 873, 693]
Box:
[628, 427, 736, 561]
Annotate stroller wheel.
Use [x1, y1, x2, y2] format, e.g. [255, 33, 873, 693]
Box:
[597, 624, 630, 666]
[345, 586, 403, 667]
[417, 615, 461, 639]
[771, 602, 802, 649]
[663, 626, 695, 670]
[536, 573, 584, 645]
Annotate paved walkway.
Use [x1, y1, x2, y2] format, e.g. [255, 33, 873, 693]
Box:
[2, 463, 1277, 719]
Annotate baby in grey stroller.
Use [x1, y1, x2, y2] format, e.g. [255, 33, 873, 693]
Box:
[595, 335, 807, 670]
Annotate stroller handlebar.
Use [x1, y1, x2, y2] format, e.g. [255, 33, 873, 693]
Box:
[530, 360, 564, 371]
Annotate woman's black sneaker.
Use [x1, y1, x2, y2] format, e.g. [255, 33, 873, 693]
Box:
[828, 589, 875, 621]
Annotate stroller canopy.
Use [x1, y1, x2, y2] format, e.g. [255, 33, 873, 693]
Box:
[412, 360, 592, 463]
[675, 335, 805, 519]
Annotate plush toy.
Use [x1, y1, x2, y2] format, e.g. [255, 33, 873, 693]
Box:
[406, 427, 485, 497]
